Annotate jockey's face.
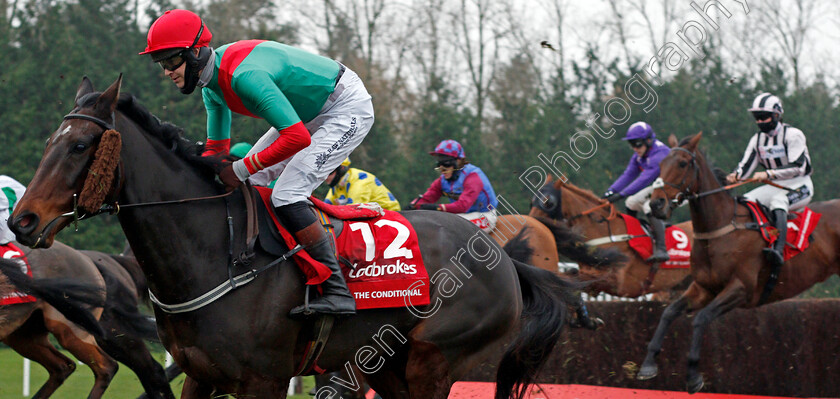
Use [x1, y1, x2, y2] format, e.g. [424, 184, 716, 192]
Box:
[435, 156, 458, 179]
[628, 139, 649, 157]
[161, 48, 199, 90]
[163, 59, 188, 89]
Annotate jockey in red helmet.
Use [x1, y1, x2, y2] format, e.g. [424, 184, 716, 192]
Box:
[141, 9, 377, 318]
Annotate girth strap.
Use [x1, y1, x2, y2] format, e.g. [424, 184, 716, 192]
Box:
[693, 222, 752, 240]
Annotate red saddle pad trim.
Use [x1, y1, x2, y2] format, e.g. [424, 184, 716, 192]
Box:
[255, 188, 431, 309]
[309, 196, 382, 220]
[743, 202, 821, 261]
[255, 187, 331, 285]
[620, 214, 691, 269]
[0, 242, 37, 305]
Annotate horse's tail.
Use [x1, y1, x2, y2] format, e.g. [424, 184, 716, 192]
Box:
[533, 215, 627, 269]
[495, 259, 581, 399]
[94, 260, 160, 342]
[108, 254, 150, 305]
[0, 257, 105, 337]
[501, 226, 534, 264]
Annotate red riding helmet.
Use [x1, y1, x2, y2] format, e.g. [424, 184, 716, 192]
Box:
[139, 9, 212, 56]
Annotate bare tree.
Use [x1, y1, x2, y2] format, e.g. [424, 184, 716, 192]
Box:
[627, 0, 680, 76]
[757, 0, 823, 92]
[605, 0, 636, 71]
[450, 0, 511, 132]
[541, 0, 569, 87]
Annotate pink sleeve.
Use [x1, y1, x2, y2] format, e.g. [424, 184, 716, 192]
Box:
[441, 173, 482, 213]
[415, 178, 443, 205]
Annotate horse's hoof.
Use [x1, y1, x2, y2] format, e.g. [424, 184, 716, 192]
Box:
[586, 317, 605, 330]
[687, 374, 704, 394]
[636, 363, 659, 380]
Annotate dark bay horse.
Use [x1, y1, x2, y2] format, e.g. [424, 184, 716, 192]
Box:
[530, 176, 693, 299]
[10, 75, 579, 398]
[0, 242, 175, 398]
[637, 132, 840, 393]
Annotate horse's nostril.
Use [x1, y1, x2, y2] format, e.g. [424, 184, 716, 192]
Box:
[11, 213, 38, 236]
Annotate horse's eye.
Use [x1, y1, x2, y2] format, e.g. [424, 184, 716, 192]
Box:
[678, 160, 688, 167]
[71, 142, 89, 154]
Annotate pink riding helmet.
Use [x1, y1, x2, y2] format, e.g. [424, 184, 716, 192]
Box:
[429, 139, 465, 158]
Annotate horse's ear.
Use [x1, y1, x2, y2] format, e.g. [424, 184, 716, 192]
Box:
[545, 174, 555, 184]
[686, 131, 703, 151]
[668, 134, 678, 148]
[75, 76, 95, 103]
[94, 74, 122, 118]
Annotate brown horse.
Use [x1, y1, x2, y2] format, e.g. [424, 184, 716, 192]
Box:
[637, 132, 840, 393]
[0, 242, 175, 398]
[10, 75, 582, 398]
[529, 176, 694, 299]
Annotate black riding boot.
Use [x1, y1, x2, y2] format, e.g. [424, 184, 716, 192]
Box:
[764, 209, 787, 271]
[646, 214, 670, 263]
[289, 222, 356, 317]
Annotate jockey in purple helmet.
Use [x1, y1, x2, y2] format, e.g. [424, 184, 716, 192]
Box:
[410, 140, 500, 232]
[602, 122, 671, 263]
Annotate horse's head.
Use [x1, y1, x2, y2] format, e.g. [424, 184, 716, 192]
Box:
[529, 175, 565, 221]
[10, 76, 124, 248]
[650, 132, 703, 219]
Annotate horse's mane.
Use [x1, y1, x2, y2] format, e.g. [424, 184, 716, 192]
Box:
[556, 179, 604, 206]
[674, 137, 728, 186]
[75, 92, 220, 177]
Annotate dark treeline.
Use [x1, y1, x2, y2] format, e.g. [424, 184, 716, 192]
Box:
[2, 0, 837, 294]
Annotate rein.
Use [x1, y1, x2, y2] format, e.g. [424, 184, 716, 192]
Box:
[557, 182, 619, 222]
[655, 147, 798, 209]
[46, 112, 296, 313]
[656, 146, 797, 240]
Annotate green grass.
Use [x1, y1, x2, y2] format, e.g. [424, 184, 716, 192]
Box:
[0, 347, 314, 398]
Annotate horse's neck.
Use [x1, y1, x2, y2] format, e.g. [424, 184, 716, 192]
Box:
[561, 186, 613, 227]
[116, 121, 233, 301]
[689, 156, 735, 233]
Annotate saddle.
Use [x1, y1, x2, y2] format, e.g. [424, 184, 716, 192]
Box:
[619, 213, 691, 269]
[737, 197, 820, 261]
[251, 186, 384, 284]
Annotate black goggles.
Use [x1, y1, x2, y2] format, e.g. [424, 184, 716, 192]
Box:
[752, 111, 774, 121]
[158, 50, 187, 71]
[628, 139, 646, 148]
[436, 159, 457, 168]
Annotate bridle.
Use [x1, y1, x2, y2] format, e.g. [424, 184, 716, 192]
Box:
[532, 183, 617, 223]
[32, 112, 235, 247]
[654, 147, 700, 209]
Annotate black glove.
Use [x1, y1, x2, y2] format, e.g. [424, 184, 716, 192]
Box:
[418, 203, 440, 211]
[408, 195, 422, 209]
[601, 190, 614, 199]
[606, 192, 624, 203]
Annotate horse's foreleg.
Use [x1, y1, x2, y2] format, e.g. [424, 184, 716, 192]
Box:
[98, 331, 174, 399]
[44, 309, 118, 399]
[637, 284, 699, 380]
[685, 281, 746, 393]
[181, 376, 214, 399]
[5, 328, 76, 399]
